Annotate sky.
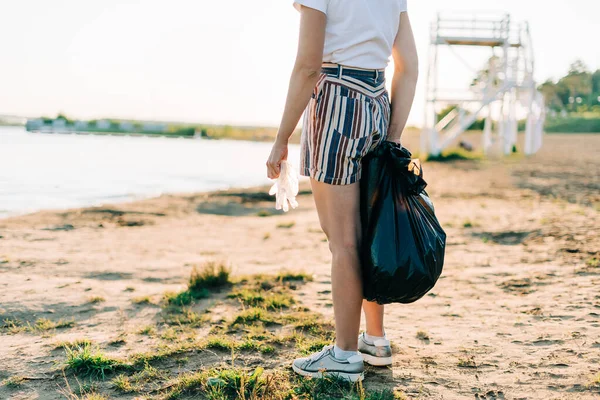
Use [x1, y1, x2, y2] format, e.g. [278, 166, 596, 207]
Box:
[1, 0, 598, 128]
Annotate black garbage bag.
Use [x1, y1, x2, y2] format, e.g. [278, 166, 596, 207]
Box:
[360, 141, 446, 304]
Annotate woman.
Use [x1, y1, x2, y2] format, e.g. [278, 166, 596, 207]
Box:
[266, 0, 418, 382]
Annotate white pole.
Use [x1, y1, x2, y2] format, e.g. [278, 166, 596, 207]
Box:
[483, 105, 492, 154]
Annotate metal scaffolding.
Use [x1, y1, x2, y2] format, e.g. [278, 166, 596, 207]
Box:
[421, 12, 545, 156]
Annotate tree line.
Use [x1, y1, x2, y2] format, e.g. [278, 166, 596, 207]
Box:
[539, 60, 600, 114]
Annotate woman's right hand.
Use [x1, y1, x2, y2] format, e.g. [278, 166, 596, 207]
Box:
[266, 139, 289, 179]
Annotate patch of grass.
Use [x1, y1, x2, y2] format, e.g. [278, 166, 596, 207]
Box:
[201, 336, 234, 352]
[3, 375, 27, 387]
[87, 296, 106, 304]
[64, 343, 129, 379]
[2, 317, 77, 334]
[55, 269, 395, 399]
[425, 148, 483, 162]
[259, 344, 275, 354]
[138, 325, 156, 336]
[164, 290, 205, 306]
[1, 318, 24, 334]
[264, 293, 294, 310]
[112, 364, 164, 393]
[393, 390, 409, 400]
[234, 338, 276, 354]
[586, 257, 599, 268]
[232, 308, 273, 325]
[189, 261, 231, 291]
[165, 262, 231, 306]
[112, 374, 137, 393]
[297, 338, 331, 355]
[130, 346, 190, 368]
[228, 288, 265, 306]
[55, 338, 93, 350]
[161, 366, 396, 400]
[287, 312, 333, 337]
[257, 210, 272, 217]
[164, 367, 270, 400]
[228, 289, 294, 310]
[263, 232, 271, 240]
[30, 317, 73, 332]
[589, 373, 600, 387]
[416, 330, 430, 341]
[462, 219, 481, 228]
[57, 378, 104, 400]
[293, 374, 395, 400]
[276, 221, 296, 229]
[163, 370, 205, 399]
[270, 332, 302, 346]
[132, 296, 153, 305]
[160, 327, 179, 342]
[124, 286, 135, 292]
[277, 270, 313, 282]
[163, 307, 210, 327]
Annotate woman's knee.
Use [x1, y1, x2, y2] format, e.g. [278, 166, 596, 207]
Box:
[328, 235, 360, 257]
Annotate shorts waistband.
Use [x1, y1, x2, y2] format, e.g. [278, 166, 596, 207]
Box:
[321, 63, 385, 81]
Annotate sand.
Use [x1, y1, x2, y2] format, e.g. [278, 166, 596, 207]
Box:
[0, 134, 599, 399]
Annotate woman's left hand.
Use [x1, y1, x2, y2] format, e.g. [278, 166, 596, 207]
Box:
[266, 139, 289, 179]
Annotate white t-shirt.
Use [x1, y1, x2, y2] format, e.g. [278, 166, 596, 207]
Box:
[293, 0, 408, 70]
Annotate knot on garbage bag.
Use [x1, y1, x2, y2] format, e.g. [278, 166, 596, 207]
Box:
[372, 141, 427, 195]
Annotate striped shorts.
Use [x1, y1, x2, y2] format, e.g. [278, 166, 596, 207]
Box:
[299, 63, 391, 185]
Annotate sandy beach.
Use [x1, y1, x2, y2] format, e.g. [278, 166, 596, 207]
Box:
[1, 134, 599, 399]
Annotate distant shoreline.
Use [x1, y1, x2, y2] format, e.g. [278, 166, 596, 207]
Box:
[3, 124, 302, 144]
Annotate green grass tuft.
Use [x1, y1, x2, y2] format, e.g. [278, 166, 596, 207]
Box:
[3, 375, 27, 387]
[163, 307, 210, 327]
[64, 343, 128, 379]
[297, 338, 331, 356]
[1, 317, 75, 334]
[586, 257, 599, 268]
[87, 296, 106, 304]
[425, 148, 483, 162]
[228, 289, 294, 310]
[132, 296, 153, 305]
[112, 364, 164, 393]
[165, 261, 232, 306]
[112, 374, 136, 393]
[277, 271, 313, 282]
[55, 338, 93, 350]
[232, 308, 272, 325]
[292, 374, 395, 400]
[34, 317, 75, 332]
[589, 373, 600, 387]
[276, 221, 296, 229]
[205, 336, 235, 351]
[138, 325, 156, 336]
[189, 261, 231, 291]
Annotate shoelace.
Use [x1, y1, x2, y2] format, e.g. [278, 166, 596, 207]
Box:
[309, 345, 334, 361]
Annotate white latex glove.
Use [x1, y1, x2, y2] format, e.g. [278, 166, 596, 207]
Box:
[268, 160, 299, 212]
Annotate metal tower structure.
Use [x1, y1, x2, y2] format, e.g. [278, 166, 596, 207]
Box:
[421, 12, 545, 156]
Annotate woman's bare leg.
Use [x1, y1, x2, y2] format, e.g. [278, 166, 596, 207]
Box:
[310, 178, 363, 351]
[362, 300, 385, 337]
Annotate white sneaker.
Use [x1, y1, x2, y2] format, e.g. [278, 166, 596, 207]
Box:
[292, 345, 365, 382]
[358, 333, 392, 366]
